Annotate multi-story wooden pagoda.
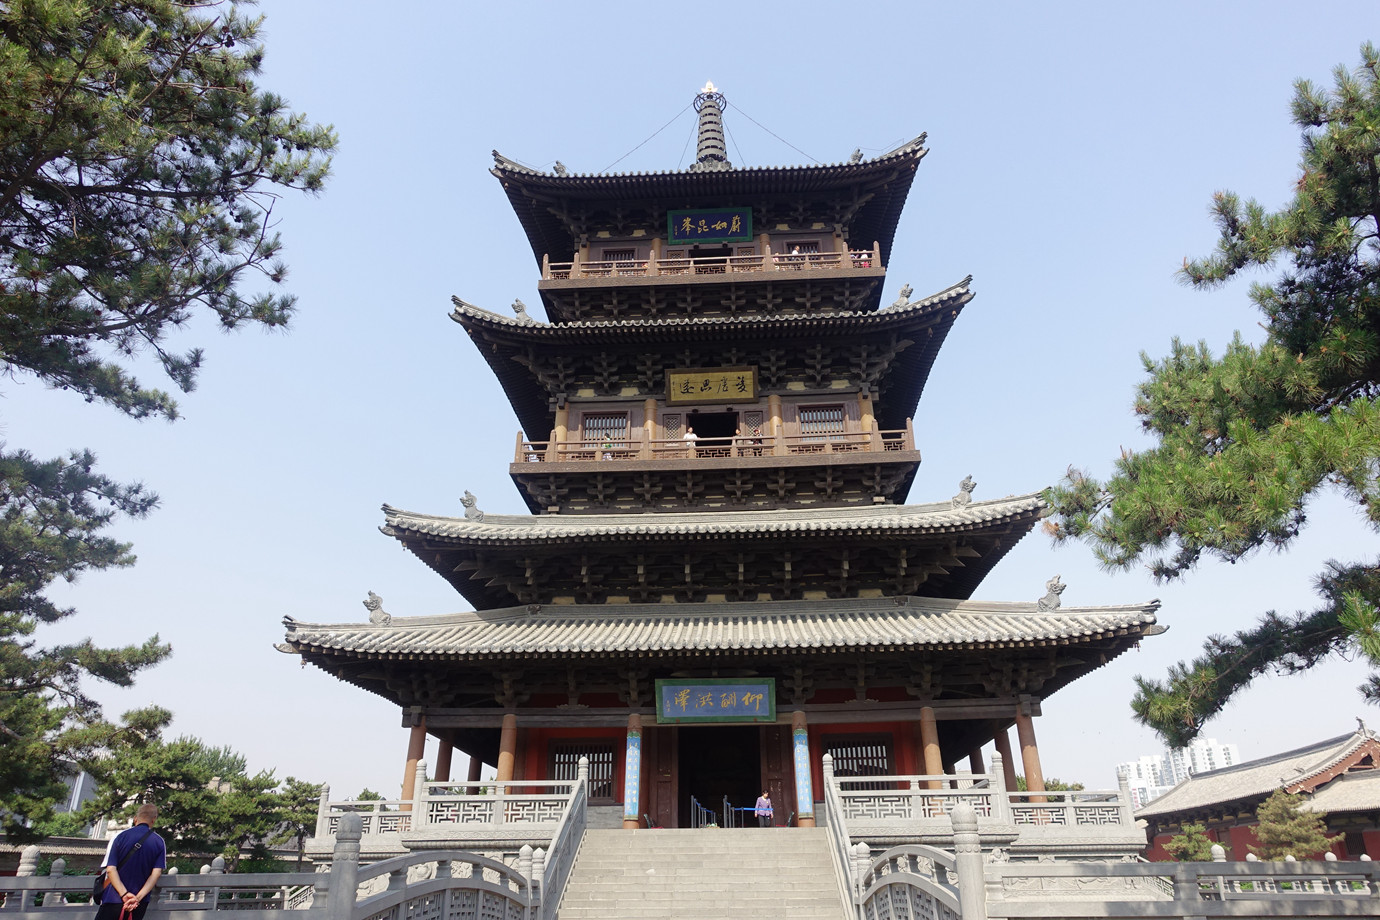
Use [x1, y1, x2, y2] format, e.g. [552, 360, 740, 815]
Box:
[282, 84, 1160, 831]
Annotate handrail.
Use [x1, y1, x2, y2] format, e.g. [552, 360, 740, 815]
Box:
[822, 754, 864, 920]
[537, 764, 587, 920]
[515, 429, 914, 464]
[544, 247, 881, 281]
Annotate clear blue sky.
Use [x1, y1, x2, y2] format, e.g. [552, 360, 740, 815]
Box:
[21, 1, 1378, 798]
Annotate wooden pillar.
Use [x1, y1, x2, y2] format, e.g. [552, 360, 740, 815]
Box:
[968, 748, 985, 775]
[792, 710, 815, 827]
[622, 713, 643, 830]
[400, 718, 426, 811]
[1015, 704, 1046, 803]
[435, 735, 453, 783]
[919, 706, 943, 789]
[466, 754, 483, 784]
[643, 398, 657, 458]
[554, 405, 570, 444]
[993, 728, 1019, 791]
[496, 713, 518, 783]
[768, 394, 784, 456]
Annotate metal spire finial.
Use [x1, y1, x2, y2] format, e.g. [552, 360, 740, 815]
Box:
[690, 82, 732, 172]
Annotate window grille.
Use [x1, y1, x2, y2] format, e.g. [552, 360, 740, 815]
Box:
[743, 411, 764, 437]
[792, 241, 821, 254]
[550, 741, 615, 802]
[662, 414, 683, 439]
[583, 413, 628, 445]
[799, 405, 845, 439]
[824, 734, 894, 790]
[602, 248, 636, 262]
[736, 246, 757, 256]
[664, 249, 685, 260]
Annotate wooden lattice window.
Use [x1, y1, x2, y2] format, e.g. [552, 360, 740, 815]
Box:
[662, 414, 683, 439]
[824, 734, 894, 789]
[550, 741, 615, 802]
[736, 246, 757, 256]
[664, 249, 685, 260]
[743, 410, 765, 437]
[800, 405, 845, 439]
[582, 412, 628, 445]
[792, 241, 821, 254]
[602, 248, 636, 262]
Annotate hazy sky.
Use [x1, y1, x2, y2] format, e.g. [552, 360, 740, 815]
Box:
[23, 2, 1379, 801]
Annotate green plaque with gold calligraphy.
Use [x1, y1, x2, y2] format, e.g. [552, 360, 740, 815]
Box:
[667, 207, 752, 245]
[666, 366, 758, 405]
[655, 678, 776, 724]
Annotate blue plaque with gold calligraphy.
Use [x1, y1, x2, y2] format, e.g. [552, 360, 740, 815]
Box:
[668, 208, 752, 245]
[655, 678, 776, 724]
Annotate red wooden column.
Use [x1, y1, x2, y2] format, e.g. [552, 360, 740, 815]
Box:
[400, 718, 426, 811]
[1015, 702, 1046, 803]
[496, 713, 518, 782]
[919, 706, 943, 789]
[435, 735, 453, 783]
[466, 754, 483, 784]
[968, 748, 985, 775]
[993, 727, 1020, 791]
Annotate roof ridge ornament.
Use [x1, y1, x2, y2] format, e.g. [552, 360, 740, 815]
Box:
[689, 82, 732, 173]
[511, 298, 536, 325]
[951, 475, 976, 509]
[1037, 575, 1066, 612]
[890, 284, 914, 309]
[849, 148, 863, 164]
[552, 161, 568, 176]
[364, 590, 392, 626]
[461, 490, 485, 522]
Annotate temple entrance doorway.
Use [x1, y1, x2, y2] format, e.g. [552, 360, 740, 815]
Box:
[677, 725, 760, 827]
[685, 410, 738, 448]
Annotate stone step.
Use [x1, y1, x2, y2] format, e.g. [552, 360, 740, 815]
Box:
[557, 827, 848, 920]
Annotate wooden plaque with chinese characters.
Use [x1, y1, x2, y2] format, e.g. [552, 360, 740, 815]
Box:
[655, 678, 777, 724]
[666, 366, 758, 405]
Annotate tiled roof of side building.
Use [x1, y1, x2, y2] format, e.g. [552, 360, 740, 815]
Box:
[381, 492, 1047, 544]
[280, 595, 1161, 661]
[1136, 729, 1380, 820]
[1300, 769, 1380, 815]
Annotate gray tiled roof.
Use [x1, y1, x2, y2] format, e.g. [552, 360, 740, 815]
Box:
[281, 595, 1160, 661]
[1136, 730, 1378, 820]
[1300, 770, 1380, 815]
[381, 493, 1047, 544]
[451, 277, 971, 332]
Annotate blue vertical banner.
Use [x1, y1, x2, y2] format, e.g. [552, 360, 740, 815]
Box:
[623, 728, 642, 822]
[793, 727, 814, 819]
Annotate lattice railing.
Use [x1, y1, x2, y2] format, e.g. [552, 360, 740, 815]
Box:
[544, 247, 881, 281]
[515, 427, 914, 464]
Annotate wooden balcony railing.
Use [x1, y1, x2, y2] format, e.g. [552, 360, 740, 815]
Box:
[513, 423, 914, 464]
[543, 246, 881, 281]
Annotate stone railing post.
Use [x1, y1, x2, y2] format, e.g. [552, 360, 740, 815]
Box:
[413, 759, 429, 828]
[989, 752, 1011, 824]
[198, 864, 210, 904]
[1212, 845, 1226, 862]
[492, 779, 507, 828]
[577, 755, 589, 785]
[315, 783, 331, 838]
[42, 858, 66, 907]
[532, 848, 545, 888]
[851, 842, 871, 897]
[209, 857, 225, 876]
[1116, 771, 1135, 827]
[6, 845, 38, 912]
[326, 813, 362, 920]
[518, 845, 533, 902]
[951, 803, 988, 920]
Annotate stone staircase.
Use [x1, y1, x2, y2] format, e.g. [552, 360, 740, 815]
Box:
[556, 827, 850, 920]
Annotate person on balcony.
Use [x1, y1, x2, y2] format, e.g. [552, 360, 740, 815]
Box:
[754, 791, 774, 827]
[682, 427, 698, 457]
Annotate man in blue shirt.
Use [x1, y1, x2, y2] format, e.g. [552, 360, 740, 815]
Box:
[97, 804, 166, 919]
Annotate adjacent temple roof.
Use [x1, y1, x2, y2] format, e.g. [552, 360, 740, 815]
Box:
[1137, 728, 1380, 822]
[452, 278, 973, 438]
[282, 595, 1161, 663]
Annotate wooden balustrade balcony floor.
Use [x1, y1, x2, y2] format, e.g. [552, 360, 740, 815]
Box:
[537, 250, 887, 320]
[510, 430, 922, 513]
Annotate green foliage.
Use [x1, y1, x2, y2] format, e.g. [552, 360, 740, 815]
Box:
[1015, 776, 1085, 791]
[0, 0, 331, 833]
[269, 777, 322, 869]
[29, 809, 88, 838]
[1164, 822, 1216, 861]
[0, 0, 336, 418]
[0, 448, 171, 840]
[1046, 44, 1380, 745]
[83, 735, 286, 867]
[1251, 789, 1343, 860]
